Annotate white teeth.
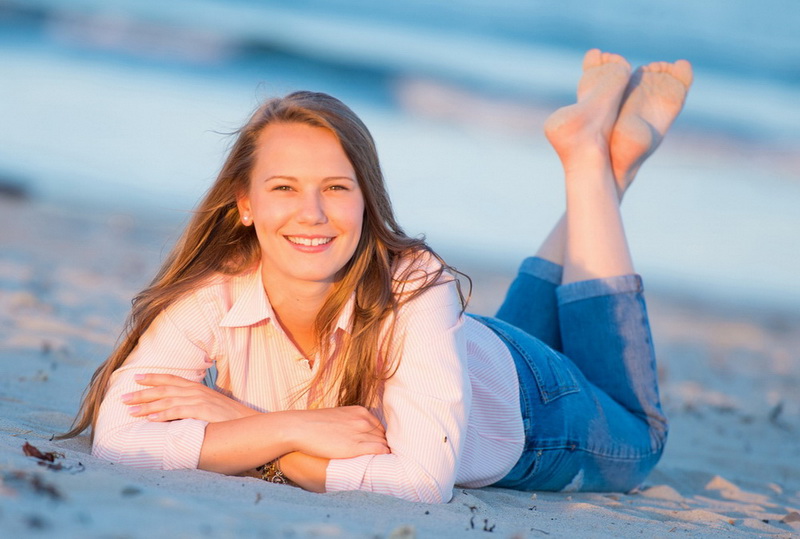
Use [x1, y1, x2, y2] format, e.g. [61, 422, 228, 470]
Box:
[288, 236, 332, 246]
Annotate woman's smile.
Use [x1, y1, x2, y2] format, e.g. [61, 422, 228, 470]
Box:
[286, 235, 334, 248]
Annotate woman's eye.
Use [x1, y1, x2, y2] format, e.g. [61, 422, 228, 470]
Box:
[271, 185, 293, 191]
[328, 184, 349, 191]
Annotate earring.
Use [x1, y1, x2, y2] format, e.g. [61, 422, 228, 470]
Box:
[242, 214, 251, 225]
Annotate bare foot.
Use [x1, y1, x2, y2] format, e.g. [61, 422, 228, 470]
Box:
[610, 59, 693, 198]
[544, 49, 631, 165]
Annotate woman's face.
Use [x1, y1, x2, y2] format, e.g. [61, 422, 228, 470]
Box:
[238, 122, 365, 291]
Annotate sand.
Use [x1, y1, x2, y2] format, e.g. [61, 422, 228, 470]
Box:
[1, 196, 798, 538]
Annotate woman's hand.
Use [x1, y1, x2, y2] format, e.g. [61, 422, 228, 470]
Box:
[286, 406, 390, 460]
[122, 373, 259, 423]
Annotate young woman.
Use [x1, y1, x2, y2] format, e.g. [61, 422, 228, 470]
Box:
[63, 50, 693, 504]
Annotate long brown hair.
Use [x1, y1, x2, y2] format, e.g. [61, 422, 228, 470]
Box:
[61, 91, 467, 439]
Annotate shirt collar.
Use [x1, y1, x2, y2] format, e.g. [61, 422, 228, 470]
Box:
[333, 293, 355, 334]
[219, 265, 274, 328]
[219, 265, 355, 334]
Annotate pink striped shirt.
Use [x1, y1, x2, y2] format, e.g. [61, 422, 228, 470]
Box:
[93, 260, 524, 503]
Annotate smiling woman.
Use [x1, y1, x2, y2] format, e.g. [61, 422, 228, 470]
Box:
[61, 51, 693, 503]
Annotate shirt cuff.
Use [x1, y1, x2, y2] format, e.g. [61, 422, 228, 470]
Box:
[325, 454, 374, 492]
[163, 419, 208, 470]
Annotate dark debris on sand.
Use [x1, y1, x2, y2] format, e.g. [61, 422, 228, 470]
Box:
[22, 441, 85, 473]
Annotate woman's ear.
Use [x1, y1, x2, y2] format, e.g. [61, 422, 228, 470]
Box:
[237, 196, 253, 226]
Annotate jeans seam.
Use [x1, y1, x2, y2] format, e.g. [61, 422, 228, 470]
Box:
[526, 444, 663, 461]
[506, 334, 580, 402]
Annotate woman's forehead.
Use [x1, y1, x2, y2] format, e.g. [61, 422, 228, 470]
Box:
[251, 123, 355, 179]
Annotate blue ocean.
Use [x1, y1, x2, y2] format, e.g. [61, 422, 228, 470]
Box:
[1, 0, 799, 308]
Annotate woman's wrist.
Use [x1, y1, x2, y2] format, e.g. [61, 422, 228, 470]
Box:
[278, 452, 329, 493]
[199, 412, 296, 474]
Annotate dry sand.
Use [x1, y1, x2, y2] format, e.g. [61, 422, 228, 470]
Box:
[1, 197, 798, 538]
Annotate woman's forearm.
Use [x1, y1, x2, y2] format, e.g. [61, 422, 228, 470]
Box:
[197, 405, 388, 477]
[200, 416, 332, 493]
[198, 412, 297, 474]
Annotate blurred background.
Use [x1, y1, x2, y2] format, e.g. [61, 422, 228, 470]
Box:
[1, 0, 799, 310]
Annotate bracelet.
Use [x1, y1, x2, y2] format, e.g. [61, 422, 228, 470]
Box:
[257, 459, 291, 485]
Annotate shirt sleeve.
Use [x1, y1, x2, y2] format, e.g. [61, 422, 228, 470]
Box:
[92, 293, 216, 470]
[325, 277, 470, 503]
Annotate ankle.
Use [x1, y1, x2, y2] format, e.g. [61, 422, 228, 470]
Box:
[558, 143, 610, 173]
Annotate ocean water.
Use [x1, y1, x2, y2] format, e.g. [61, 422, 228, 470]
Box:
[1, 0, 799, 308]
[3, 0, 799, 142]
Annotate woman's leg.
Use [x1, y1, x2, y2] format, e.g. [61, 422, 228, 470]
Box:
[495, 257, 564, 350]
[494, 50, 631, 349]
[534, 57, 694, 270]
[487, 290, 666, 493]
[546, 49, 633, 283]
[551, 55, 693, 429]
[544, 51, 692, 384]
[494, 51, 692, 492]
[495, 56, 693, 350]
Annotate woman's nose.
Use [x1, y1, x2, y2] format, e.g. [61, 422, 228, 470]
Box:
[296, 191, 328, 224]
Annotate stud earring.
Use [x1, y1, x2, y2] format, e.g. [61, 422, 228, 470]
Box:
[242, 214, 250, 224]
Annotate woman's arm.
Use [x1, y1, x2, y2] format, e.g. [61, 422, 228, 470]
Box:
[96, 295, 389, 472]
[322, 276, 471, 503]
[220, 274, 468, 502]
[197, 406, 387, 475]
[119, 372, 389, 475]
[92, 303, 217, 469]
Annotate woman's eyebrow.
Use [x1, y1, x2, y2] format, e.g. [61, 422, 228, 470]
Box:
[324, 176, 357, 182]
[264, 175, 356, 182]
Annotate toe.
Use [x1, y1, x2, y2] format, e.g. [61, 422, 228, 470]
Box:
[604, 51, 630, 69]
[582, 48, 603, 70]
[672, 59, 694, 87]
[642, 61, 664, 74]
[582, 49, 631, 73]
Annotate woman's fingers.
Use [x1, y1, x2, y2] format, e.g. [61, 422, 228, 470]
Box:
[122, 388, 165, 405]
[129, 394, 256, 423]
[126, 393, 206, 418]
[357, 441, 391, 455]
[122, 371, 217, 404]
[121, 373, 258, 423]
[360, 433, 391, 453]
[122, 384, 194, 406]
[286, 405, 392, 459]
[137, 405, 198, 422]
[121, 373, 202, 405]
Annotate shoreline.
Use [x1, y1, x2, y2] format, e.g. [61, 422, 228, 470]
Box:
[6, 192, 800, 319]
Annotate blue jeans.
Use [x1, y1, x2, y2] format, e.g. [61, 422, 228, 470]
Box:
[472, 257, 667, 492]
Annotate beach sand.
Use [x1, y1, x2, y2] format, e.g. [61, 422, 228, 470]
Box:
[1, 196, 798, 538]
